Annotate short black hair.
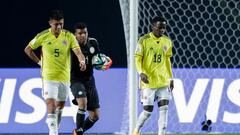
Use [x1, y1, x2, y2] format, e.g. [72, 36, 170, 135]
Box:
[151, 16, 166, 24]
[74, 22, 87, 30]
[49, 10, 64, 20]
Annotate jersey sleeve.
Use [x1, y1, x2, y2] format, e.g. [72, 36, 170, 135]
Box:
[91, 38, 101, 54]
[29, 34, 42, 50]
[134, 37, 144, 74]
[166, 57, 173, 79]
[166, 40, 173, 57]
[70, 33, 80, 50]
[166, 40, 173, 79]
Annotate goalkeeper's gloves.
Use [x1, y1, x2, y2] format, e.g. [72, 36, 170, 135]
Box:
[102, 56, 112, 70]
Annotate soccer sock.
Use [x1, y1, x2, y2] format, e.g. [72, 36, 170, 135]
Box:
[134, 110, 151, 133]
[83, 116, 98, 132]
[55, 108, 63, 128]
[47, 113, 58, 135]
[158, 105, 168, 135]
[76, 109, 86, 134]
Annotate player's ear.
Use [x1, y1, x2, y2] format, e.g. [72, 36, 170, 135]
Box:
[150, 24, 154, 31]
[48, 20, 52, 26]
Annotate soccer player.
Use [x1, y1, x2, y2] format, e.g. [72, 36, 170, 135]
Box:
[71, 22, 111, 135]
[133, 16, 174, 135]
[24, 10, 86, 135]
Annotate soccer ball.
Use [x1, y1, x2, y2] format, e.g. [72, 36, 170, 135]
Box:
[92, 53, 107, 66]
[92, 53, 112, 70]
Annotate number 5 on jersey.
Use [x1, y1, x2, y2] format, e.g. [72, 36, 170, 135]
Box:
[54, 49, 60, 57]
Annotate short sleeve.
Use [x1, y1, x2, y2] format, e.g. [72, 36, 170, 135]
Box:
[166, 40, 173, 57]
[29, 34, 42, 50]
[70, 33, 80, 50]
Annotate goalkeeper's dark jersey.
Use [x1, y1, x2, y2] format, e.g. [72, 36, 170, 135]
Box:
[71, 37, 100, 80]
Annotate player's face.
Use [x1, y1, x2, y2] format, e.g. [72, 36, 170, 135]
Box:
[49, 19, 64, 36]
[152, 21, 166, 37]
[75, 28, 88, 45]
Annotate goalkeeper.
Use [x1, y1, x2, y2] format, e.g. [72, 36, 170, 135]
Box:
[133, 16, 174, 135]
[70, 22, 111, 135]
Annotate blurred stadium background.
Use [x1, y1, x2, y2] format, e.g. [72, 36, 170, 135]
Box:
[1, 0, 240, 135]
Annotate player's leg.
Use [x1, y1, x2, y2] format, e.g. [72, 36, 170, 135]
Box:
[55, 106, 63, 128]
[55, 82, 70, 128]
[83, 108, 99, 132]
[43, 81, 59, 135]
[156, 87, 170, 135]
[133, 88, 156, 134]
[83, 76, 100, 132]
[71, 80, 87, 135]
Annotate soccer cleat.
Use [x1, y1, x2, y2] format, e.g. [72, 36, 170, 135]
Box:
[73, 129, 77, 135]
[73, 128, 83, 135]
[132, 131, 140, 135]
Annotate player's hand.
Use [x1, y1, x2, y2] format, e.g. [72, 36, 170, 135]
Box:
[140, 73, 149, 84]
[79, 61, 86, 71]
[169, 80, 174, 91]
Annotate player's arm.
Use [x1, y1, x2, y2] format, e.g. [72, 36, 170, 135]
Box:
[24, 44, 41, 66]
[72, 48, 86, 71]
[166, 57, 174, 90]
[135, 39, 149, 84]
[166, 41, 174, 90]
[92, 38, 101, 53]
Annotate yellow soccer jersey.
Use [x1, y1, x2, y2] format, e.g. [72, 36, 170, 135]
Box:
[135, 32, 173, 89]
[29, 28, 80, 82]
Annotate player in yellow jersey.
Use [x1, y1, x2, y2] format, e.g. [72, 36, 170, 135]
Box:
[24, 10, 86, 135]
[133, 16, 174, 135]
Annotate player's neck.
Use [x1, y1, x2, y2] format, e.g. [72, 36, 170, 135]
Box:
[151, 32, 163, 38]
[79, 41, 87, 46]
[51, 29, 61, 38]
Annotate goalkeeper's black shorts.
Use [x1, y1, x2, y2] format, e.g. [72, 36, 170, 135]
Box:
[70, 76, 100, 110]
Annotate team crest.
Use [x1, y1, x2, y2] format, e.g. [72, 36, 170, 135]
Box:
[89, 47, 95, 54]
[163, 45, 168, 52]
[78, 91, 83, 95]
[62, 40, 67, 45]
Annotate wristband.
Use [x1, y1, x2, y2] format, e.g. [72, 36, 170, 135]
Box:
[80, 60, 85, 64]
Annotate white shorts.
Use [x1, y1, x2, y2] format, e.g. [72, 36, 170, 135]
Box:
[140, 87, 171, 106]
[42, 80, 70, 101]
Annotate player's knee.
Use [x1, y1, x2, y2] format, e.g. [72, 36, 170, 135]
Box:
[143, 105, 154, 112]
[89, 113, 99, 122]
[46, 102, 56, 113]
[56, 102, 65, 109]
[77, 98, 87, 109]
[158, 99, 169, 107]
[91, 116, 99, 122]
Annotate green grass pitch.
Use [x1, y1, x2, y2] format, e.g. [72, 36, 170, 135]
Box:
[0, 133, 239, 135]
